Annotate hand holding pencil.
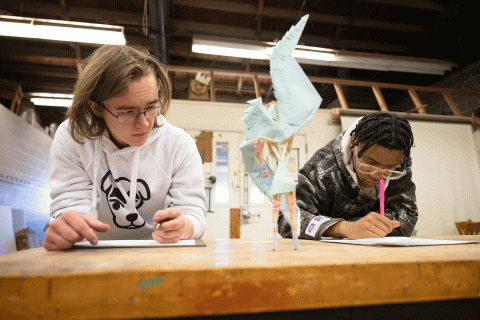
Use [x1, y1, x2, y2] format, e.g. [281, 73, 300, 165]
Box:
[152, 202, 195, 244]
[155, 202, 174, 230]
[323, 179, 400, 239]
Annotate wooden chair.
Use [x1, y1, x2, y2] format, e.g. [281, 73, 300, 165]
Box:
[465, 221, 480, 235]
[455, 219, 472, 235]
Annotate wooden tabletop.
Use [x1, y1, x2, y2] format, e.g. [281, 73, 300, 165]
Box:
[1, 235, 479, 320]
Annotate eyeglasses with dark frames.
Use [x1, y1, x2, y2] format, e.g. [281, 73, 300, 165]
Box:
[100, 103, 161, 124]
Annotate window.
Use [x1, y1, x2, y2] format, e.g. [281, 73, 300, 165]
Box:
[215, 142, 229, 204]
[249, 177, 265, 204]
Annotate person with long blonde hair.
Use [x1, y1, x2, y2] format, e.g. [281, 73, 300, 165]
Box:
[43, 45, 206, 251]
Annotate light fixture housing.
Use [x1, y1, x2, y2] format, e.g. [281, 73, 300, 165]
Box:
[192, 35, 457, 75]
[0, 15, 126, 45]
[192, 35, 336, 62]
[29, 93, 74, 108]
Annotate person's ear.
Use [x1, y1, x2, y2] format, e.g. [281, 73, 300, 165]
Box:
[349, 135, 355, 149]
[88, 100, 102, 117]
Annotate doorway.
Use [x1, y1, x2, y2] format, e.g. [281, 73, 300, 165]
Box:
[187, 130, 306, 240]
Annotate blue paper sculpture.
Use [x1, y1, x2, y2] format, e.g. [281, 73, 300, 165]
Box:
[239, 15, 322, 251]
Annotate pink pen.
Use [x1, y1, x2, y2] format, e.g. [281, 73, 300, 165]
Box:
[379, 179, 385, 216]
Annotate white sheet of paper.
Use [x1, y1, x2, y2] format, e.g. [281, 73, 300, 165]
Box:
[322, 236, 475, 247]
[74, 239, 196, 248]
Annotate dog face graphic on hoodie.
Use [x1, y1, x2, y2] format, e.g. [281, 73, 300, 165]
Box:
[101, 171, 151, 229]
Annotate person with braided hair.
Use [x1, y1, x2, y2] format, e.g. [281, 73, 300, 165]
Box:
[278, 111, 418, 240]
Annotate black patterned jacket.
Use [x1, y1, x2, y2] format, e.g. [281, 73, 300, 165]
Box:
[278, 132, 418, 240]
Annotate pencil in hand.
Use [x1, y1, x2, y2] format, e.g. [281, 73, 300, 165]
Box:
[155, 202, 174, 230]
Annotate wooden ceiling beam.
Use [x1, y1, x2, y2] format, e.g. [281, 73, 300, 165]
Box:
[0, 40, 89, 59]
[172, 0, 424, 33]
[4, 0, 425, 34]
[361, 0, 444, 11]
[1, 1, 142, 26]
[0, 63, 77, 79]
[5, 54, 79, 67]
[12, 79, 76, 93]
[167, 64, 480, 96]
[3, 1, 409, 53]
[58, 0, 82, 71]
[2, 41, 262, 71]
[255, 0, 265, 39]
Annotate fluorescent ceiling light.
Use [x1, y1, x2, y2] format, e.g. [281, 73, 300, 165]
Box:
[193, 39, 271, 60]
[192, 35, 456, 75]
[31, 98, 72, 107]
[193, 44, 269, 60]
[192, 36, 336, 62]
[292, 47, 336, 62]
[0, 15, 126, 45]
[29, 93, 73, 107]
[29, 93, 74, 99]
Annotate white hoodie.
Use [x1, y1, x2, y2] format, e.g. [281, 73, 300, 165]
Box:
[48, 115, 206, 240]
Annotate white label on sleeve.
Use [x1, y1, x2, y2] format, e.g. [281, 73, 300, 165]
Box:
[306, 215, 331, 237]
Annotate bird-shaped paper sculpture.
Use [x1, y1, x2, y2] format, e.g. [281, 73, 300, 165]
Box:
[239, 14, 322, 251]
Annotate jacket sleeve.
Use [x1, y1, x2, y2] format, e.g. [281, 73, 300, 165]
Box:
[278, 171, 344, 240]
[166, 133, 207, 239]
[48, 122, 97, 219]
[384, 159, 418, 237]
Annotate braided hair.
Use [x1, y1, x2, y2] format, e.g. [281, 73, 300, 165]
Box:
[351, 111, 414, 161]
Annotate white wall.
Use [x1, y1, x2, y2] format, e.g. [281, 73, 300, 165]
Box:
[3, 99, 478, 246]
[168, 99, 341, 147]
[341, 115, 480, 236]
[169, 100, 480, 238]
[302, 111, 343, 159]
[0, 206, 16, 254]
[409, 121, 480, 235]
[168, 100, 342, 239]
[168, 99, 342, 159]
[0, 105, 52, 251]
[167, 99, 247, 132]
[0, 105, 52, 213]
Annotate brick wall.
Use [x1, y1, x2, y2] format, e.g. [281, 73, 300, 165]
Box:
[422, 60, 480, 116]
